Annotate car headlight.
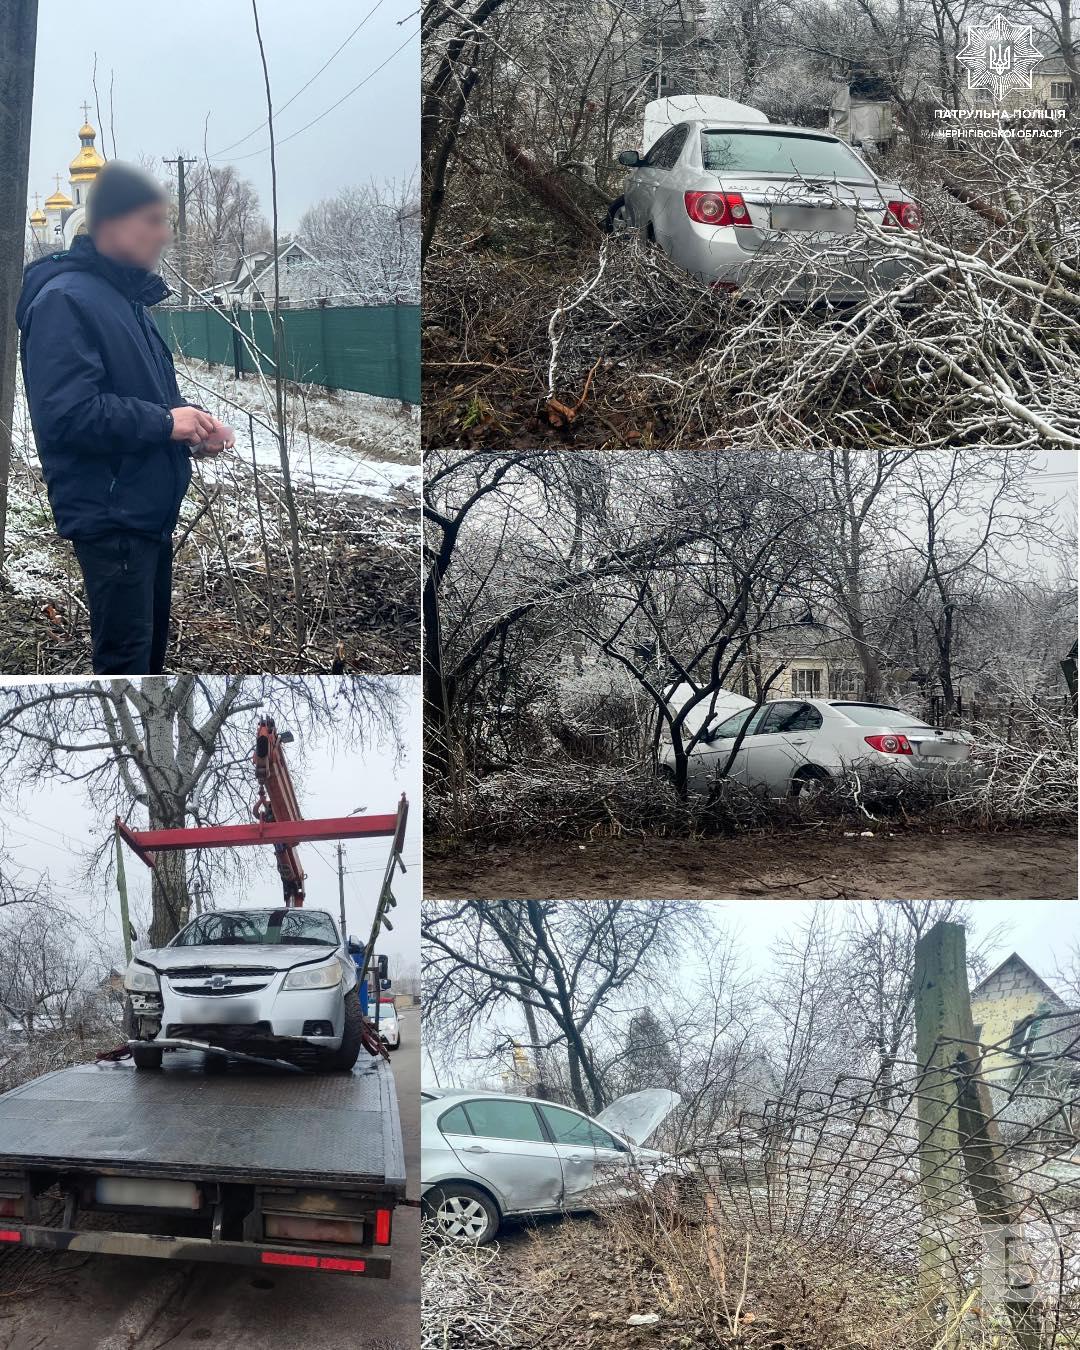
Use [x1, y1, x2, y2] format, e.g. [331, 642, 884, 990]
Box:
[282, 960, 344, 991]
[123, 960, 160, 993]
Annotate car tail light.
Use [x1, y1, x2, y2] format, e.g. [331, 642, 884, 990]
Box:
[374, 1208, 392, 1245]
[885, 200, 923, 230]
[0, 1230, 22, 1244]
[865, 734, 913, 755]
[684, 191, 752, 227]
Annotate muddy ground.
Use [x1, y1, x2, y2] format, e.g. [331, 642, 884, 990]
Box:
[425, 828, 1078, 900]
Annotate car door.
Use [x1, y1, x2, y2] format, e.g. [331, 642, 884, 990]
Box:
[628, 125, 687, 242]
[535, 1103, 632, 1209]
[744, 701, 823, 795]
[437, 1099, 564, 1215]
[694, 704, 769, 790]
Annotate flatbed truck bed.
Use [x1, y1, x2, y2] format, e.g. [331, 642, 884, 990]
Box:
[0, 1052, 405, 1277]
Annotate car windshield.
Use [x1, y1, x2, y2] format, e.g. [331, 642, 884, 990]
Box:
[171, 909, 340, 947]
[831, 704, 934, 729]
[701, 130, 872, 180]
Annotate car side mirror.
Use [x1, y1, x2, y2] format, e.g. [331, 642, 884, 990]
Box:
[617, 149, 641, 167]
[376, 954, 389, 982]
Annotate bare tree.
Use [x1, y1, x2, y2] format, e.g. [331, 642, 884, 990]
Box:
[422, 898, 707, 1113]
[0, 676, 402, 946]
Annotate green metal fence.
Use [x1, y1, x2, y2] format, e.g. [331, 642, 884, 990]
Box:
[154, 303, 420, 405]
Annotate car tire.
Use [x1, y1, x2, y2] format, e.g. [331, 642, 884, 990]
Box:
[423, 1183, 500, 1244]
[322, 989, 363, 1072]
[790, 767, 830, 800]
[130, 1041, 163, 1070]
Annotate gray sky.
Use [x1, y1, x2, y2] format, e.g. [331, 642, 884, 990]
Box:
[27, 0, 419, 230]
[0, 678, 420, 974]
[424, 899, 1079, 1086]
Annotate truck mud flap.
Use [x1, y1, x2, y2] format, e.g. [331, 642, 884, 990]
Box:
[4, 1225, 390, 1277]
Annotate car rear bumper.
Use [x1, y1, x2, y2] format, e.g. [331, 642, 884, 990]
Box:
[668, 221, 917, 298]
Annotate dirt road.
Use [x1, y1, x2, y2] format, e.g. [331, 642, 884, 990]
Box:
[425, 831, 1078, 900]
[0, 1011, 420, 1350]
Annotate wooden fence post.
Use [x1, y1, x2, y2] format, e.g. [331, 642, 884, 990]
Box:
[914, 921, 1044, 1350]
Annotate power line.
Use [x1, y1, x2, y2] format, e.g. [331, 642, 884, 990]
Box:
[210, 0, 389, 157]
[224, 28, 418, 164]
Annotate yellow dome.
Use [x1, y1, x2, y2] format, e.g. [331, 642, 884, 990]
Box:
[44, 189, 73, 210]
[29, 208, 47, 225]
[69, 116, 104, 181]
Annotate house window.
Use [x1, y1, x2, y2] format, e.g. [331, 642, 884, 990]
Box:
[790, 668, 822, 696]
[1050, 81, 1074, 101]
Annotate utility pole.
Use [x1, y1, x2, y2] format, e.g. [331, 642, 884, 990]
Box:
[163, 152, 197, 306]
[114, 825, 133, 964]
[0, 0, 39, 566]
[914, 921, 1042, 1350]
[337, 841, 347, 939]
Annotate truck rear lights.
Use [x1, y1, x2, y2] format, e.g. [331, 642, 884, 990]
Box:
[261, 1251, 366, 1273]
[865, 734, 913, 755]
[885, 200, 923, 230]
[374, 1208, 392, 1245]
[0, 1198, 22, 1218]
[0, 1230, 21, 1243]
[95, 1178, 202, 1210]
[684, 191, 752, 227]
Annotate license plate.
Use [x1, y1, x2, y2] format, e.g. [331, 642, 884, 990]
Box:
[771, 204, 855, 232]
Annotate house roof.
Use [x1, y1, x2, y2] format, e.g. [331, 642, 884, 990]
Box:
[247, 239, 318, 290]
[971, 953, 1069, 1009]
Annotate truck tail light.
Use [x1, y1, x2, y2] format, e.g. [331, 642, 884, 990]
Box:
[0, 1230, 22, 1243]
[684, 191, 752, 227]
[0, 1198, 22, 1218]
[374, 1208, 392, 1245]
[865, 734, 913, 755]
[885, 200, 923, 230]
[260, 1250, 366, 1273]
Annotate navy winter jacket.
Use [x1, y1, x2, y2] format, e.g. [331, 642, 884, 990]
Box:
[16, 236, 193, 541]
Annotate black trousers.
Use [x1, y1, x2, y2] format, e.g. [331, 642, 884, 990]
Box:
[72, 533, 173, 675]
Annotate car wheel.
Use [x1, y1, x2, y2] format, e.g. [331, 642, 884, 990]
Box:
[130, 1041, 163, 1070]
[423, 1183, 500, 1245]
[790, 767, 830, 800]
[321, 989, 363, 1072]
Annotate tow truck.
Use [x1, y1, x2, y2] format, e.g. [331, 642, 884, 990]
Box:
[0, 720, 409, 1278]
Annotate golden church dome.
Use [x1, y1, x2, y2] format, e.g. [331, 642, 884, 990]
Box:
[44, 187, 73, 210]
[69, 113, 104, 181]
[29, 206, 47, 225]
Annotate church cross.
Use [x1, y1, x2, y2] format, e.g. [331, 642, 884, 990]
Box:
[54, 174, 63, 192]
[81, 101, 92, 123]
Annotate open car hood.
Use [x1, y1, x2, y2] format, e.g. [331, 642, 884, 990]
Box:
[595, 1089, 681, 1145]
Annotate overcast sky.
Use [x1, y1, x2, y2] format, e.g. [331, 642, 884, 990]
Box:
[424, 899, 1079, 1087]
[27, 0, 419, 230]
[0, 677, 420, 976]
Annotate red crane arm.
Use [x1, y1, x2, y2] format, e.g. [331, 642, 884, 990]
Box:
[253, 718, 307, 905]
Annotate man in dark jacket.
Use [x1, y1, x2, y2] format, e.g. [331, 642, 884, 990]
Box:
[17, 161, 234, 674]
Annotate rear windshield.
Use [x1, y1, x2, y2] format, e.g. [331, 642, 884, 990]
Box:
[701, 131, 872, 180]
[830, 704, 933, 729]
[171, 909, 340, 947]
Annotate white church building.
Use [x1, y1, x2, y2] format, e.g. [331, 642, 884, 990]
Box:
[28, 105, 106, 250]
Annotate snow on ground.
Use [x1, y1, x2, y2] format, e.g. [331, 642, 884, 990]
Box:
[174, 358, 420, 502]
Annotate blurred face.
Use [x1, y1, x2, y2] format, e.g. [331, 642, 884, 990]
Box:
[93, 201, 171, 270]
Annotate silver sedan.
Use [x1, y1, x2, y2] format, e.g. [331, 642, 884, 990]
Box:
[123, 907, 364, 1072]
[421, 1088, 681, 1243]
[661, 698, 972, 799]
[617, 120, 922, 299]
